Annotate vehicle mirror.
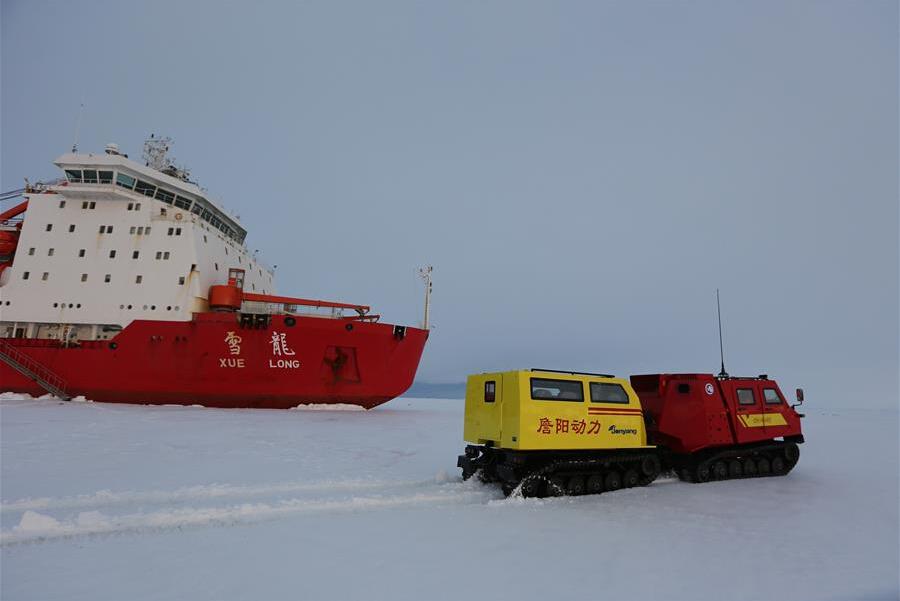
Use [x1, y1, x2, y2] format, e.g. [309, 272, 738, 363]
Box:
[795, 388, 804, 404]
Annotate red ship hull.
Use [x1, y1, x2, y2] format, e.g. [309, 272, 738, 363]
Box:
[0, 313, 428, 409]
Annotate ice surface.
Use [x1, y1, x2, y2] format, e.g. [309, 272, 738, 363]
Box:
[1, 395, 897, 601]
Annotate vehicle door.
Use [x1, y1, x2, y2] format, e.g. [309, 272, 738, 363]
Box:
[479, 376, 502, 444]
[760, 384, 793, 438]
[728, 381, 768, 444]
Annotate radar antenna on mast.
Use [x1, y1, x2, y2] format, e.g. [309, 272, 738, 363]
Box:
[418, 265, 433, 330]
[142, 134, 192, 182]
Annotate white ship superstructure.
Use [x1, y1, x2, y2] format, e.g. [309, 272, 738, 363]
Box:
[0, 140, 274, 341]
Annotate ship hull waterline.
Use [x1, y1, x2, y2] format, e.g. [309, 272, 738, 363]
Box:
[0, 313, 428, 410]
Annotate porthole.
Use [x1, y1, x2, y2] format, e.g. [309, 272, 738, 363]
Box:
[109, 342, 118, 350]
[143, 305, 148, 310]
[284, 316, 296, 327]
[166, 305, 172, 311]
[345, 323, 354, 331]
[68, 303, 73, 308]
[76, 304, 82, 308]
[120, 304, 124, 309]
[151, 305, 156, 310]
[53, 302, 58, 307]
[127, 304, 133, 310]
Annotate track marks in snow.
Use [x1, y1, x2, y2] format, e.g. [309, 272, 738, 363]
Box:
[1, 478, 433, 512]
[1, 478, 499, 545]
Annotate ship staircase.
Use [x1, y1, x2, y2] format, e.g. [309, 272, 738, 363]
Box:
[0, 340, 71, 400]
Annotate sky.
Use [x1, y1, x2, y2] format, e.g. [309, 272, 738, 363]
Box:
[2, 1, 897, 407]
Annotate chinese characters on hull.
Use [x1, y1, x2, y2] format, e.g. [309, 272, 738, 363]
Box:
[218, 331, 301, 369]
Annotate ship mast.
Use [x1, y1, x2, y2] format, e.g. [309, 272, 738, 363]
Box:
[418, 265, 433, 330]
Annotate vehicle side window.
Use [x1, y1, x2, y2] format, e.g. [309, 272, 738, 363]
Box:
[484, 381, 496, 403]
[530, 378, 584, 402]
[763, 389, 782, 405]
[590, 382, 629, 404]
[736, 388, 756, 406]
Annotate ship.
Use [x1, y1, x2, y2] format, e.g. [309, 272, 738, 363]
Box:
[0, 137, 430, 409]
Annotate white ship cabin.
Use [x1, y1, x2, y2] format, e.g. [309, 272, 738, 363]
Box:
[0, 142, 281, 341]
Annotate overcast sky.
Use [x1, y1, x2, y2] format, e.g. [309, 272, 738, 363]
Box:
[2, 1, 897, 407]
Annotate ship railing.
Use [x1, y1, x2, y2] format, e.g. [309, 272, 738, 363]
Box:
[0, 338, 70, 399]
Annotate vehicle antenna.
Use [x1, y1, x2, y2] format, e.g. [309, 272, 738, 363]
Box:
[717, 288, 728, 378]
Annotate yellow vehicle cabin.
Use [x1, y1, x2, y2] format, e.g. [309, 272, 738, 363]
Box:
[463, 369, 650, 451]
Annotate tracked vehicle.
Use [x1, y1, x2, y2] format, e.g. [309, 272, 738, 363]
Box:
[457, 369, 805, 497]
[457, 369, 662, 497]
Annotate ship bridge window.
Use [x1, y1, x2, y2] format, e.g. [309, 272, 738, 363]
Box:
[116, 173, 136, 190]
[134, 180, 156, 197]
[82, 170, 98, 184]
[191, 203, 203, 216]
[210, 215, 222, 228]
[590, 382, 629, 404]
[99, 171, 113, 184]
[156, 189, 175, 204]
[65, 169, 82, 183]
[175, 196, 192, 210]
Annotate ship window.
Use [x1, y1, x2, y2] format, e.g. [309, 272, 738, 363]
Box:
[46, 224, 53, 231]
[163, 251, 170, 260]
[191, 203, 203, 215]
[168, 227, 174, 235]
[81, 273, 88, 282]
[82, 170, 98, 184]
[175, 196, 192, 210]
[109, 250, 116, 259]
[116, 172, 136, 190]
[175, 227, 181, 235]
[48, 248, 54, 256]
[137, 227, 144, 235]
[28, 247, 35, 255]
[210, 216, 222, 228]
[130, 226, 136, 234]
[160, 208, 167, 216]
[65, 169, 82, 183]
[530, 378, 584, 402]
[178, 276, 185, 285]
[484, 381, 496, 403]
[201, 209, 212, 222]
[763, 389, 783, 405]
[215, 262, 219, 271]
[68, 224, 75, 232]
[156, 189, 175, 204]
[737, 388, 756, 406]
[134, 180, 156, 197]
[104, 274, 111, 283]
[22, 271, 29, 280]
[132, 251, 139, 259]
[145, 227, 151, 235]
[78, 249, 86, 257]
[135, 275, 143, 284]
[127, 202, 133, 210]
[136, 203, 141, 211]
[99, 171, 113, 184]
[41, 272, 49, 281]
[82, 201, 89, 209]
[204, 235, 208, 243]
[59, 200, 66, 208]
[156, 251, 162, 259]
[90, 201, 96, 209]
[590, 382, 629, 404]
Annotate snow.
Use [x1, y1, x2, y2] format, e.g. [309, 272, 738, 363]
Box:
[1, 395, 897, 601]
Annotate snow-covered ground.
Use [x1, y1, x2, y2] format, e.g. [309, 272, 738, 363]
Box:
[1, 394, 897, 601]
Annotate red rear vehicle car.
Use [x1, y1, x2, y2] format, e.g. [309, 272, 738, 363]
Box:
[630, 374, 804, 482]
